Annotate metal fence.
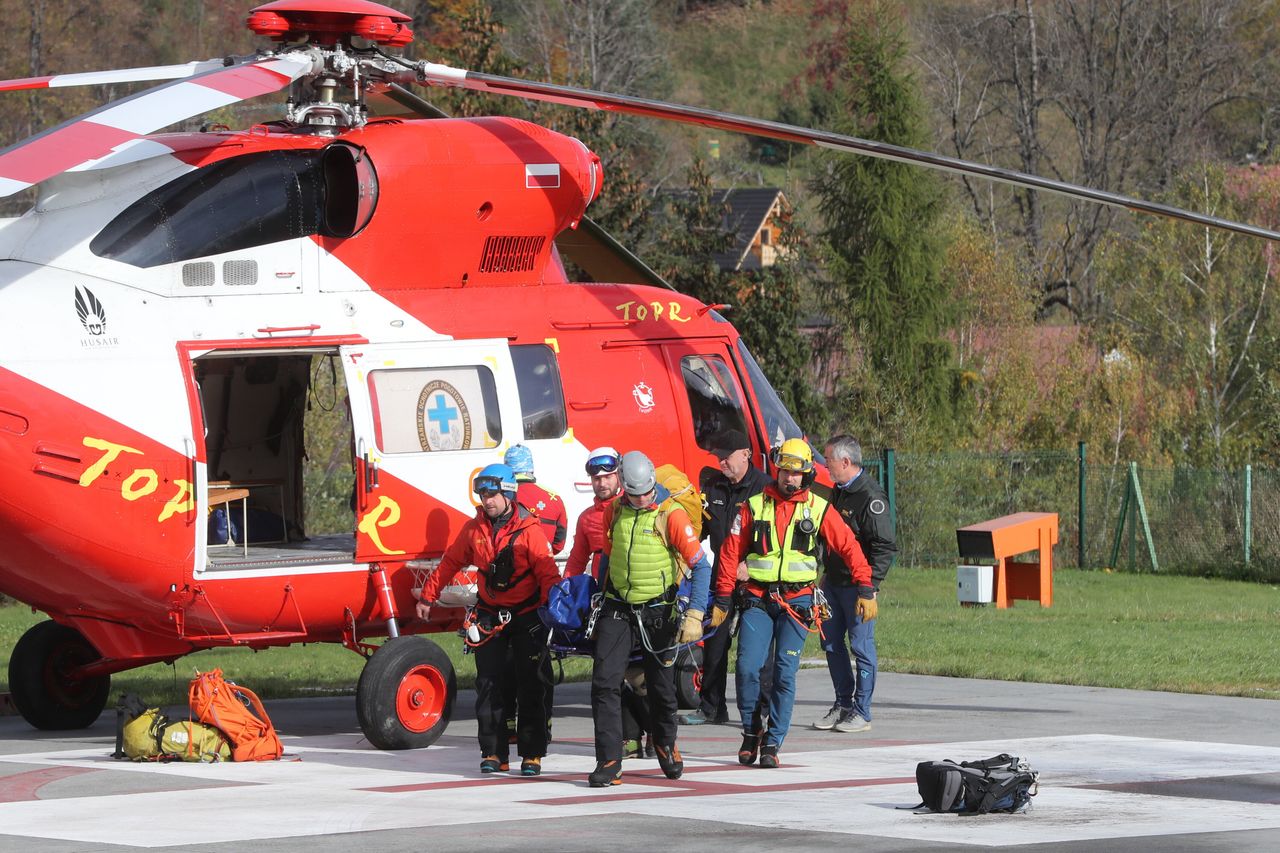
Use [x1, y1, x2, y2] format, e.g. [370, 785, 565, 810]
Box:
[872, 446, 1278, 581]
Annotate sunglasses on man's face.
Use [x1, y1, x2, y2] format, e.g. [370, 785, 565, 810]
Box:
[476, 487, 502, 498]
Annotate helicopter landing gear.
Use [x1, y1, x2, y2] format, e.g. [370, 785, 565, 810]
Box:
[356, 635, 456, 750]
[675, 644, 703, 710]
[8, 620, 110, 730]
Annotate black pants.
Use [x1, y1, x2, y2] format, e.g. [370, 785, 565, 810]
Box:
[591, 601, 678, 764]
[501, 650, 554, 749]
[473, 610, 549, 760]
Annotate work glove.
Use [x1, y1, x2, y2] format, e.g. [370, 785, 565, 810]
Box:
[415, 600, 432, 622]
[709, 594, 732, 628]
[677, 610, 704, 644]
[855, 595, 878, 623]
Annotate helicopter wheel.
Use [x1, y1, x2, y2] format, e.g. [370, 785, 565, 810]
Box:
[356, 635, 456, 750]
[674, 644, 703, 710]
[8, 620, 110, 730]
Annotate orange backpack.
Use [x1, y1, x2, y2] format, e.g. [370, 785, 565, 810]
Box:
[188, 669, 283, 761]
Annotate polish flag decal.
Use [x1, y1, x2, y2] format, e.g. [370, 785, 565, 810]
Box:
[525, 163, 560, 189]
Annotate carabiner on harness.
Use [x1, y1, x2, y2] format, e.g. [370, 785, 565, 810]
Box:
[584, 592, 604, 640]
[462, 606, 513, 650]
[770, 588, 821, 634]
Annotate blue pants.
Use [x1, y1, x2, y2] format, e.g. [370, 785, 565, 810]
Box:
[819, 581, 877, 720]
[735, 592, 811, 748]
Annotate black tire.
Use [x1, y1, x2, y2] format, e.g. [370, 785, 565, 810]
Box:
[674, 644, 703, 710]
[356, 635, 456, 750]
[8, 620, 110, 730]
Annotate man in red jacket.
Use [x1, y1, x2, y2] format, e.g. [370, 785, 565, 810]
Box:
[711, 439, 872, 769]
[416, 463, 559, 777]
[505, 444, 568, 554]
[565, 446, 622, 579]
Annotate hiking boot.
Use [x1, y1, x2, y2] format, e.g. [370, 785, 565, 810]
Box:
[738, 733, 760, 766]
[480, 755, 509, 773]
[834, 711, 871, 733]
[654, 743, 684, 780]
[520, 757, 542, 777]
[813, 704, 849, 731]
[759, 745, 780, 769]
[588, 760, 623, 787]
[678, 710, 708, 726]
[622, 739, 642, 759]
[643, 734, 656, 758]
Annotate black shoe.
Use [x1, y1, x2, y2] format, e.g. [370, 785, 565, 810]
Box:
[738, 733, 760, 766]
[520, 757, 542, 777]
[588, 759, 623, 787]
[655, 743, 684, 780]
[759, 745, 779, 769]
[480, 755, 508, 773]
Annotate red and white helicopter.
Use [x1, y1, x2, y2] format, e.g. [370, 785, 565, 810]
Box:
[1, 0, 1274, 749]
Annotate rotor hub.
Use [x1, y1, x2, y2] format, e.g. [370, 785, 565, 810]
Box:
[248, 0, 413, 47]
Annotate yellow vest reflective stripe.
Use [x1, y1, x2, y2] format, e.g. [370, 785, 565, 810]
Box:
[607, 503, 678, 603]
[745, 491, 830, 584]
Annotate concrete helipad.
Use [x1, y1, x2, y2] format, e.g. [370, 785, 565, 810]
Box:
[2, 668, 1277, 851]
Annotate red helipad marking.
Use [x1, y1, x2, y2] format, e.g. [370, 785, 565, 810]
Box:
[362, 762, 756, 793]
[525, 774, 916, 806]
[0, 767, 104, 803]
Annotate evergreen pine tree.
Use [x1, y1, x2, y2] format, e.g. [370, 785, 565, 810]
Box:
[809, 0, 954, 438]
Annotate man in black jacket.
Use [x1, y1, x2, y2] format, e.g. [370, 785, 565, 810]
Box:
[678, 428, 770, 726]
[812, 434, 898, 733]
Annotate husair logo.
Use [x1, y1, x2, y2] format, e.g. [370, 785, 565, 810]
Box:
[75, 286, 107, 336]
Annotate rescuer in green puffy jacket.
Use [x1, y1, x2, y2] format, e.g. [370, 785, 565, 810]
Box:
[587, 450, 710, 788]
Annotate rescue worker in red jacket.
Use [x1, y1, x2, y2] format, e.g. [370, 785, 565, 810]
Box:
[505, 444, 568, 554]
[501, 444, 566, 749]
[564, 446, 623, 579]
[711, 439, 872, 769]
[415, 463, 559, 776]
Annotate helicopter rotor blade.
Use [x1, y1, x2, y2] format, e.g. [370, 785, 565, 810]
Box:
[0, 53, 316, 198]
[0, 59, 241, 93]
[409, 62, 1280, 243]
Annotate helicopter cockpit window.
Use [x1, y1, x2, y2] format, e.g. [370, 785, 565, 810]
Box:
[736, 341, 816, 459]
[90, 146, 377, 267]
[680, 354, 749, 452]
[366, 366, 502, 453]
[510, 344, 567, 440]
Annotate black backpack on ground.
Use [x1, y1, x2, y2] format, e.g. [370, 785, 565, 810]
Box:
[915, 753, 1039, 815]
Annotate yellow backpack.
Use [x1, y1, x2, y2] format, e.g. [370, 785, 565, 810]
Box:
[655, 463, 704, 541]
[121, 706, 232, 762]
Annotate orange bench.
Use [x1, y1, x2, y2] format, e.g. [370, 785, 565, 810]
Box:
[956, 512, 1058, 608]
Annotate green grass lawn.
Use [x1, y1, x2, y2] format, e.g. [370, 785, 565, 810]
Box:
[2, 568, 1278, 708]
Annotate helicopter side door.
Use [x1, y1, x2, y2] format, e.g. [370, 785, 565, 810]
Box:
[339, 340, 523, 563]
[659, 338, 763, 480]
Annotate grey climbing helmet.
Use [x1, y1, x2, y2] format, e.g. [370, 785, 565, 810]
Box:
[620, 450, 657, 496]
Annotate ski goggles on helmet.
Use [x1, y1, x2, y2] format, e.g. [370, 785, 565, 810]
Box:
[473, 476, 507, 497]
[586, 453, 621, 476]
[774, 450, 814, 473]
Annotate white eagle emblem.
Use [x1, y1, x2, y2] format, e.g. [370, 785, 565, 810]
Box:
[632, 381, 655, 413]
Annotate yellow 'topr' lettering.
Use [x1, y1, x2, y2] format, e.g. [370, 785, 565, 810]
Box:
[359, 495, 407, 556]
[121, 469, 158, 500]
[80, 437, 143, 487]
[158, 479, 194, 522]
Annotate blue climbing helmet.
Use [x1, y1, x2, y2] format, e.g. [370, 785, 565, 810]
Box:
[503, 444, 535, 476]
[474, 463, 518, 500]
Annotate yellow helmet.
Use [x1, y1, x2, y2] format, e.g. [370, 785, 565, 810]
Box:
[771, 438, 814, 473]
